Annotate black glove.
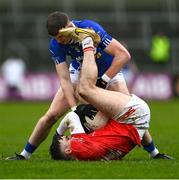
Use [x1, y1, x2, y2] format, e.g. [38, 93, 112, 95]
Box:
[74, 104, 98, 133]
[96, 77, 108, 89]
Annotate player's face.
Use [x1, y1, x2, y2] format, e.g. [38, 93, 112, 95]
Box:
[55, 34, 71, 44]
[55, 21, 74, 44]
[58, 136, 71, 155]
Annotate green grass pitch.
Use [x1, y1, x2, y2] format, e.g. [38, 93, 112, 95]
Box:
[0, 99, 179, 179]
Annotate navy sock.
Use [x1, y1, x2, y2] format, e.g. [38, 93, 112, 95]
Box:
[24, 142, 37, 153]
[143, 141, 155, 153]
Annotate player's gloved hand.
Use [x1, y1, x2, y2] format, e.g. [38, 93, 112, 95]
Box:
[59, 27, 101, 44]
[75, 104, 98, 120]
[74, 104, 98, 133]
[96, 77, 108, 89]
[96, 74, 111, 89]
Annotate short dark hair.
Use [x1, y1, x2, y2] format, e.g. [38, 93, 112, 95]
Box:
[46, 11, 69, 36]
[49, 134, 70, 160]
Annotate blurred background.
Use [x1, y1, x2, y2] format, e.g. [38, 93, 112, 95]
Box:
[0, 0, 179, 101]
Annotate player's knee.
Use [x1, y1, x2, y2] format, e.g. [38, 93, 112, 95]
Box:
[78, 80, 94, 98]
[40, 111, 59, 127]
[78, 80, 89, 93]
[74, 86, 81, 100]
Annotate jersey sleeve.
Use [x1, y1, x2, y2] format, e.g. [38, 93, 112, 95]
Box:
[68, 112, 85, 134]
[57, 112, 85, 135]
[49, 39, 66, 64]
[78, 20, 113, 50]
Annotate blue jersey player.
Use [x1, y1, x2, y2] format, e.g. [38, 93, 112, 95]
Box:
[48, 12, 131, 111]
[6, 12, 172, 160]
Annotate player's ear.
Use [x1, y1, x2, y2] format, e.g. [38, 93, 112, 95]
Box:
[67, 21, 74, 28]
[64, 148, 72, 155]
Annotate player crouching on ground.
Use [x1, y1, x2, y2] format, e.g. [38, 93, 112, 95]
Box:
[50, 103, 141, 161]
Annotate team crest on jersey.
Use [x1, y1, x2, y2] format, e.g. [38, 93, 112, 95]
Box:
[95, 52, 101, 59]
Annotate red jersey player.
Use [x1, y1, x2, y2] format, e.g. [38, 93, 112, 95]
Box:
[50, 106, 141, 161]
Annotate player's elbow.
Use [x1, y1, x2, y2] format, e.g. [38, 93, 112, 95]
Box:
[120, 49, 131, 63]
[126, 51, 131, 62]
[78, 80, 89, 96]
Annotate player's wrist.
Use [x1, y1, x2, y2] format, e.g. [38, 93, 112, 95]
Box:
[82, 37, 94, 52]
[96, 74, 111, 89]
[101, 74, 111, 83]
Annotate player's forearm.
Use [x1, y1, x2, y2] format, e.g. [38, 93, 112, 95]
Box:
[105, 54, 130, 79]
[56, 62, 77, 108]
[60, 79, 77, 108]
[104, 38, 131, 79]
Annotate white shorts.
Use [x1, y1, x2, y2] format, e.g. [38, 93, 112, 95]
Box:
[69, 64, 126, 85]
[113, 94, 151, 139]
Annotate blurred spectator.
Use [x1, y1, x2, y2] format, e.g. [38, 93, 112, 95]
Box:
[150, 32, 171, 63]
[173, 74, 179, 97]
[1, 56, 26, 100]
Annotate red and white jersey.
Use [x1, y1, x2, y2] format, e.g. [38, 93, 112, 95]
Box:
[70, 119, 141, 161]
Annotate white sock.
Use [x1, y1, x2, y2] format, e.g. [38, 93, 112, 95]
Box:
[150, 148, 159, 158]
[21, 149, 32, 159]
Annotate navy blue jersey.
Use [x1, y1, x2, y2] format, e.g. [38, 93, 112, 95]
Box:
[49, 19, 114, 77]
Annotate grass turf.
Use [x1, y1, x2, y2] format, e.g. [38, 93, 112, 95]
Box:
[0, 99, 179, 179]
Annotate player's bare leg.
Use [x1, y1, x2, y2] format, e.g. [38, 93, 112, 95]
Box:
[77, 37, 174, 160]
[5, 88, 72, 160]
[78, 37, 131, 118]
[107, 81, 129, 95]
[21, 88, 71, 159]
[28, 88, 70, 146]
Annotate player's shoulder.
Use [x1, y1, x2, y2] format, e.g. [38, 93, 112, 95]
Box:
[49, 38, 58, 46]
[49, 38, 66, 50]
[72, 19, 103, 30]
